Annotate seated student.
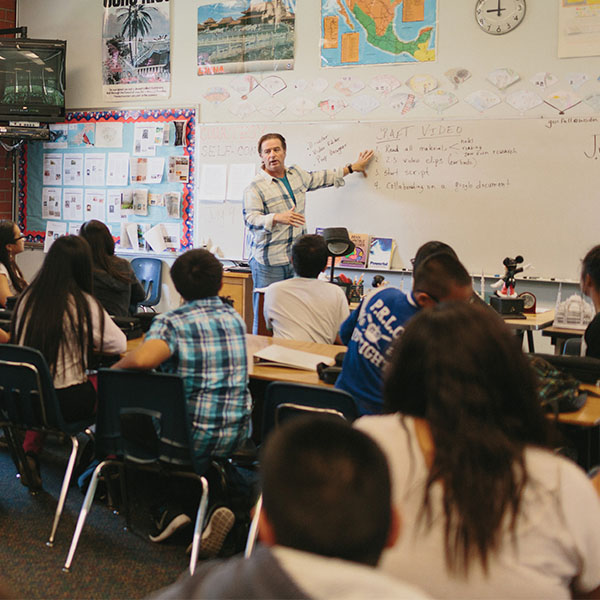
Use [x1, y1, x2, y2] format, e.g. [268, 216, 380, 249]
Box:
[263, 234, 349, 344]
[79, 220, 145, 316]
[11, 235, 127, 487]
[149, 417, 428, 600]
[356, 302, 600, 599]
[580, 245, 600, 358]
[0, 219, 27, 308]
[113, 249, 252, 546]
[335, 253, 473, 415]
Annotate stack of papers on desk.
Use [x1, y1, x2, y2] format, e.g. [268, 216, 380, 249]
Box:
[253, 345, 335, 371]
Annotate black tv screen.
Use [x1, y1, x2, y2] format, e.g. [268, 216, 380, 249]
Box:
[0, 38, 66, 123]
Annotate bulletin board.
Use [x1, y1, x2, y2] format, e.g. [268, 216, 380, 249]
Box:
[18, 107, 196, 251]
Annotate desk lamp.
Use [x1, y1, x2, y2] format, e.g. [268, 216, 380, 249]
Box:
[321, 227, 355, 283]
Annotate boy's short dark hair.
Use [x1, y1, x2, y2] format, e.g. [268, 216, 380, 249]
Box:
[292, 234, 328, 278]
[413, 252, 471, 300]
[412, 240, 458, 272]
[170, 249, 222, 301]
[261, 416, 392, 567]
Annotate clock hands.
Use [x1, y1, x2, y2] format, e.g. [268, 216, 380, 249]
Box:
[487, 0, 505, 16]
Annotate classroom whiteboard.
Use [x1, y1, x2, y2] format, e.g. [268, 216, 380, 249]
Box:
[196, 116, 600, 280]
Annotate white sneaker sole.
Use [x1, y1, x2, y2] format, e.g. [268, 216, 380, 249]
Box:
[149, 513, 191, 543]
[187, 507, 235, 558]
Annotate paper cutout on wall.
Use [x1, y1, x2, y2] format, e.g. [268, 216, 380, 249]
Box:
[311, 78, 329, 94]
[464, 90, 501, 112]
[389, 92, 417, 115]
[486, 68, 520, 90]
[369, 74, 401, 95]
[567, 72, 589, 89]
[44, 221, 67, 253]
[258, 99, 286, 118]
[423, 90, 458, 113]
[42, 187, 61, 220]
[406, 74, 438, 95]
[95, 122, 124, 148]
[228, 99, 256, 118]
[334, 76, 365, 96]
[203, 87, 231, 104]
[530, 72, 558, 89]
[318, 98, 347, 116]
[584, 93, 600, 111]
[445, 68, 471, 88]
[349, 94, 380, 115]
[260, 76, 287, 96]
[545, 90, 581, 113]
[230, 74, 259, 98]
[505, 90, 543, 113]
[288, 97, 316, 117]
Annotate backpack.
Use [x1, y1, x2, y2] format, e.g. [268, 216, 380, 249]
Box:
[529, 355, 587, 414]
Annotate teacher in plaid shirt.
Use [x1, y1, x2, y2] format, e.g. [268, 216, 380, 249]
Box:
[243, 132, 373, 333]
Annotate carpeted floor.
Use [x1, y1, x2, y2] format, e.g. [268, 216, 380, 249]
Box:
[0, 435, 192, 599]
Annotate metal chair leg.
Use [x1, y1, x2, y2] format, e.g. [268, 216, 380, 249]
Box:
[188, 476, 209, 576]
[62, 460, 108, 572]
[244, 494, 262, 559]
[47, 435, 79, 547]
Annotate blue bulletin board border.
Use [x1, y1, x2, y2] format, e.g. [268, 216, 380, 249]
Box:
[18, 107, 196, 250]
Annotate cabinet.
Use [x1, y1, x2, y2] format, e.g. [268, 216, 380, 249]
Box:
[221, 271, 254, 332]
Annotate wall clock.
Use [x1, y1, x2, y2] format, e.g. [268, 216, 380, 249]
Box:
[475, 0, 526, 35]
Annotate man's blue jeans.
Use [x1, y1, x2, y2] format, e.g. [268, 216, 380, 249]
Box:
[249, 258, 294, 334]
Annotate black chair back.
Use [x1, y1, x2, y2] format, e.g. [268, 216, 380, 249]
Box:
[96, 368, 202, 472]
[262, 381, 359, 441]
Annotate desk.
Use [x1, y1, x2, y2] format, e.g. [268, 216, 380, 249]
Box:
[504, 310, 555, 352]
[221, 271, 254, 332]
[542, 325, 584, 355]
[247, 335, 343, 387]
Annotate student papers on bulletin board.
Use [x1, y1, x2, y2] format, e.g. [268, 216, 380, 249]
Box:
[19, 108, 196, 253]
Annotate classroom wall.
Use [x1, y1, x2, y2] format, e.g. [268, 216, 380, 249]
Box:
[0, 0, 17, 220]
[13, 0, 596, 348]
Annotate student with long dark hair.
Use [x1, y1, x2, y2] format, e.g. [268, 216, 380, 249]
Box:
[79, 220, 145, 316]
[11, 235, 126, 486]
[0, 219, 27, 307]
[356, 302, 600, 598]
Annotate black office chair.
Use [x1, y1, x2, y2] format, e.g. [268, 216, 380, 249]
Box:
[63, 368, 210, 575]
[131, 257, 162, 312]
[0, 344, 94, 547]
[244, 381, 359, 558]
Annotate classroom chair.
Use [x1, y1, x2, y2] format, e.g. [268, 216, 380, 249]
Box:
[62, 368, 209, 576]
[244, 381, 359, 558]
[563, 337, 583, 356]
[0, 344, 94, 547]
[131, 257, 162, 311]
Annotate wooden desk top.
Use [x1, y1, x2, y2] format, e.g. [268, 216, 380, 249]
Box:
[555, 384, 600, 427]
[247, 334, 343, 387]
[504, 310, 555, 331]
[542, 325, 585, 339]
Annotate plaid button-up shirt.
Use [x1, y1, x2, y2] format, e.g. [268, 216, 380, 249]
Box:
[243, 165, 345, 267]
[145, 297, 251, 460]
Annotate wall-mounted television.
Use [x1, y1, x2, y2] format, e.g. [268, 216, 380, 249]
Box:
[0, 38, 66, 123]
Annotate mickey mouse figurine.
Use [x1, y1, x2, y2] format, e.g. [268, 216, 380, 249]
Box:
[493, 255, 524, 298]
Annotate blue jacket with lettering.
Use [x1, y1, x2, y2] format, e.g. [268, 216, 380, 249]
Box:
[336, 287, 419, 415]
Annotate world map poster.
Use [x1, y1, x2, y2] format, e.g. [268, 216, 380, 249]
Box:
[321, 0, 437, 67]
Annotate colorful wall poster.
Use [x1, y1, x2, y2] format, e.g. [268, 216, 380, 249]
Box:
[102, 2, 171, 99]
[197, 0, 296, 76]
[321, 0, 437, 67]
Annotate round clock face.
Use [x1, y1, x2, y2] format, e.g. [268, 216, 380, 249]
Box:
[475, 0, 526, 35]
[518, 291, 536, 310]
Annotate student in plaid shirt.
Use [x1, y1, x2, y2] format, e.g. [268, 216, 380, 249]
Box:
[114, 248, 251, 464]
[243, 132, 374, 332]
[114, 249, 252, 555]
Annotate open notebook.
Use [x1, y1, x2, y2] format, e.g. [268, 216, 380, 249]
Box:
[253, 345, 336, 371]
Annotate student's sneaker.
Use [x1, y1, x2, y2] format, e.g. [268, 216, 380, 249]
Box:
[186, 506, 235, 558]
[149, 509, 192, 543]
